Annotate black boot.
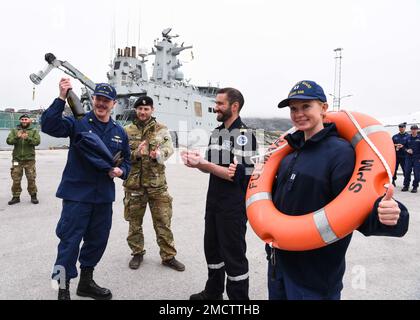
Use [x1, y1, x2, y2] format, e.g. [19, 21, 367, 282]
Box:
[58, 280, 71, 300]
[31, 194, 39, 204]
[189, 290, 223, 300]
[76, 267, 112, 300]
[8, 197, 20, 205]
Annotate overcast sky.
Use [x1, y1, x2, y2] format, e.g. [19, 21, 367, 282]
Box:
[0, 0, 419, 119]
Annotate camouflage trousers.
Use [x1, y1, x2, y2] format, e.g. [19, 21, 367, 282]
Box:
[10, 160, 37, 197]
[124, 187, 177, 260]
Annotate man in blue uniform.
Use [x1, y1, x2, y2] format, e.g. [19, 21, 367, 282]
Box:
[41, 78, 131, 300]
[392, 123, 408, 186]
[181, 88, 257, 300]
[402, 124, 420, 193]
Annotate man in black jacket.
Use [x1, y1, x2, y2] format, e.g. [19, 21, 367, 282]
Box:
[182, 88, 257, 300]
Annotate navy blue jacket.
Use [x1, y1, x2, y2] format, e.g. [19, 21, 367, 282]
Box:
[270, 123, 409, 295]
[392, 132, 409, 157]
[404, 134, 420, 158]
[41, 98, 131, 204]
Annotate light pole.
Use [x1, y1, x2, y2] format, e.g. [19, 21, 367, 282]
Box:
[329, 93, 353, 110]
[333, 48, 342, 110]
[331, 48, 353, 110]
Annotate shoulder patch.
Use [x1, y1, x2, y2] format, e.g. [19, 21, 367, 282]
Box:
[156, 122, 168, 131]
[237, 135, 249, 146]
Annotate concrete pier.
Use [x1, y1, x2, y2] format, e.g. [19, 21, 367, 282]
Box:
[0, 150, 418, 300]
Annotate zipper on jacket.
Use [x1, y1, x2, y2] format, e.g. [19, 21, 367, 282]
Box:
[280, 150, 300, 204]
[139, 125, 147, 182]
[20, 131, 24, 159]
[270, 244, 276, 281]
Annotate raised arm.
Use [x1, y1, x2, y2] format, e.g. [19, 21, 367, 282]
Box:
[40, 78, 75, 138]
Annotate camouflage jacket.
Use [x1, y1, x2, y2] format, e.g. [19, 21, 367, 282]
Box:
[123, 117, 174, 190]
[6, 125, 41, 161]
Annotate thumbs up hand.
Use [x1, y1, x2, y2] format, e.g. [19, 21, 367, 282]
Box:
[228, 156, 239, 179]
[378, 184, 401, 226]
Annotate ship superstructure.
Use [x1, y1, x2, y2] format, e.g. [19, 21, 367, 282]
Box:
[30, 28, 220, 146]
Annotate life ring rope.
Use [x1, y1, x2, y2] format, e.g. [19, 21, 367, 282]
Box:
[341, 110, 393, 186]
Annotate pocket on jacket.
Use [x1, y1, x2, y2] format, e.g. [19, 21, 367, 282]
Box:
[123, 169, 141, 190]
[123, 194, 131, 221]
[149, 166, 166, 187]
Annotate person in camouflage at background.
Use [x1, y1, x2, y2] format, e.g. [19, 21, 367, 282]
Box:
[123, 96, 185, 272]
[6, 114, 41, 205]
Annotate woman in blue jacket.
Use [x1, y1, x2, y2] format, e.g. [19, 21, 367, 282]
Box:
[238, 80, 409, 300]
[230, 81, 408, 300]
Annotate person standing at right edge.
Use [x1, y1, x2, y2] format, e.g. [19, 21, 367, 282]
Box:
[391, 122, 408, 187]
[182, 88, 257, 300]
[402, 124, 420, 193]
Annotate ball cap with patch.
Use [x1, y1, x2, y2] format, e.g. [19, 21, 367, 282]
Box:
[93, 83, 117, 100]
[278, 80, 327, 108]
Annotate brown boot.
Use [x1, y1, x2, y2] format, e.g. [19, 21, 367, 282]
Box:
[162, 257, 185, 272]
[129, 254, 143, 270]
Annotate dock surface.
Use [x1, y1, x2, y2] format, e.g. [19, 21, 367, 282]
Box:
[0, 150, 419, 300]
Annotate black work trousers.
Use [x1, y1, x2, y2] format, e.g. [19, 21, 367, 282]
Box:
[204, 205, 249, 300]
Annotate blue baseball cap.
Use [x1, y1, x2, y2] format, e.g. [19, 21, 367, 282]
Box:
[278, 80, 327, 108]
[93, 83, 117, 100]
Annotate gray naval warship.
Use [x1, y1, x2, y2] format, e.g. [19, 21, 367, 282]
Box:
[30, 28, 219, 147]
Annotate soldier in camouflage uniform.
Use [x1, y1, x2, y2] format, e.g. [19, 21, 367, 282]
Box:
[6, 114, 41, 205]
[123, 96, 185, 272]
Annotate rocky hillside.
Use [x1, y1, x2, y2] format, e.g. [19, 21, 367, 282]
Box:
[242, 117, 292, 132]
[243, 117, 292, 145]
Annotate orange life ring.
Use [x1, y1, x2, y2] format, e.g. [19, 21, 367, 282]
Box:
[246, 111, 396, 251]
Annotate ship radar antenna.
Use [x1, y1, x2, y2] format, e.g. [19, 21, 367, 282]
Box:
[126, 6, 131, 47]
[162, 28, 179, 42]
[110, 0, 117, 65]
[162, 28, 172, 39]
[137, 0, 142, 49]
